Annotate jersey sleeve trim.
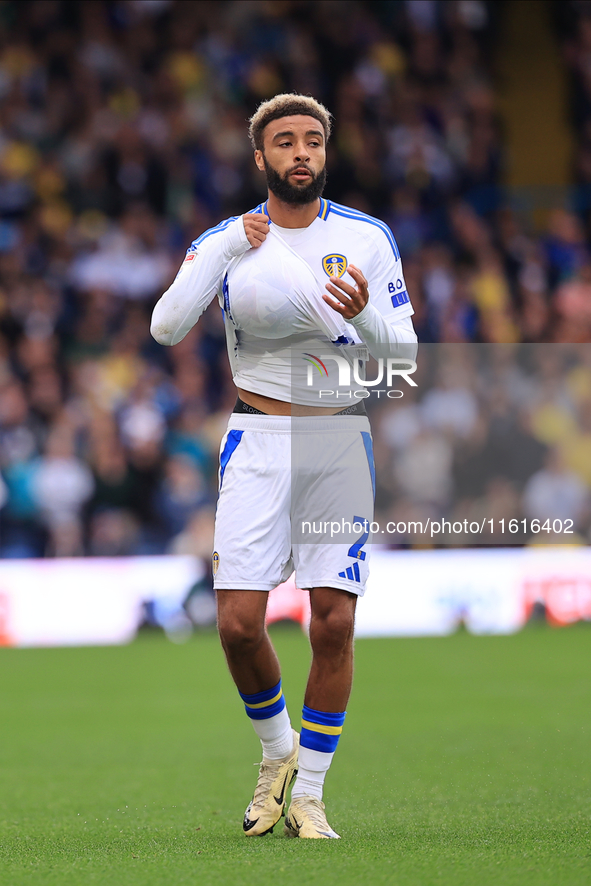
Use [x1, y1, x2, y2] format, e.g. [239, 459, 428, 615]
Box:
[189, 216, 238, 252]
[326, 201, 400, 259]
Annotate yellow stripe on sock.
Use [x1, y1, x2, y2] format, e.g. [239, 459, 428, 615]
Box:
[301, 719, 343, 736]
[244, 689, 283, 710]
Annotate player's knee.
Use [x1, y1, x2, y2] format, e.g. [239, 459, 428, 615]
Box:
[309, 607, 355, 656]
[218, 616, 265, 656]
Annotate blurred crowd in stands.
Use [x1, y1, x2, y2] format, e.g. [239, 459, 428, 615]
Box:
[0, 0, 590, 558]
[371, 343, 591, 545]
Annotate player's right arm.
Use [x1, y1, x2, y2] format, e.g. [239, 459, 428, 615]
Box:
[150, 213, 269, 346]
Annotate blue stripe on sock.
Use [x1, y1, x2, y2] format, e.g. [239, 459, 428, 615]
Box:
[300, 707, 346, 752]
[300, 727, 340, 753]
[239, 680, 281, 706]
[302, 706, 346, 728]
[239, 680, 286, 720]
[245, 696, 286, 720]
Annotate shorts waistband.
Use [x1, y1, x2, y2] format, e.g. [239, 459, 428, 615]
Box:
[226, 413, 371, 433]
[233, 397, 367, 417]
[233, 397, 267, 416]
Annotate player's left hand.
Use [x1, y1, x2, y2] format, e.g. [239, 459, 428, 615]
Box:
[323, 264, 369, 320]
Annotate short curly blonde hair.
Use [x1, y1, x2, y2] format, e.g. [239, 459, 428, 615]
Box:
[248, 94, 332, 150]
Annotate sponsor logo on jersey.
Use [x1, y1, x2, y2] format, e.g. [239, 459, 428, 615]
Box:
[212, 551, 220, 574]
[184, 253, 196, 263]
[322, 254, 347, 278]
[388, 279, 410, 307]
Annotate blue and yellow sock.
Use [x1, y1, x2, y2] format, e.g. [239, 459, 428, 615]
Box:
[292, 705, 346, 800]
[238, 679, 293, 760]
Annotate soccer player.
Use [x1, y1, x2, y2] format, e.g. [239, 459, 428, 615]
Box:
[151, 94, 417, 839]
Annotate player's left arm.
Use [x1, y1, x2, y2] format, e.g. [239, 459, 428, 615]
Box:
[323, 235, 417, 358]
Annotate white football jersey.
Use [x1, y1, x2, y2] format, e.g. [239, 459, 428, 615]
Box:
[221, 197, 412, 334]
[152, 197, 416, 405]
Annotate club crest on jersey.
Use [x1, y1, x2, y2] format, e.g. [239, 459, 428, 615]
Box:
[322, 254, 347, 278]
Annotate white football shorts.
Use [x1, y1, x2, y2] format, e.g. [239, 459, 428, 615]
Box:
[212, 413, 375, 595]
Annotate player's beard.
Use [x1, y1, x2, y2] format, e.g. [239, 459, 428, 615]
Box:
[263, 156, 327, 205]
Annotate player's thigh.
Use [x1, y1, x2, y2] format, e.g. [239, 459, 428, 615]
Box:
[292, 420, 374, 595]
[213, 425, 292, 591]
[291, 419, 374, 545]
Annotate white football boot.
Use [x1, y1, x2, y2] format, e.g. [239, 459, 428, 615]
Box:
[284, 795, 340, 839]
[242, 730, 299, 836]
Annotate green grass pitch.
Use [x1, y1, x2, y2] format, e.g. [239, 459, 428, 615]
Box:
[0, 623, 589, 886]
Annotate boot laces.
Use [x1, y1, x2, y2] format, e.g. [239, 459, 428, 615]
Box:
[251, 760, 280, 809]
[294, 796, 329, 830]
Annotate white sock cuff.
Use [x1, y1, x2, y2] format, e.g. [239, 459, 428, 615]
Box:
[251, 706, 291, 742]
[298, 744, 335, 773]
[249, 707, 294, 760]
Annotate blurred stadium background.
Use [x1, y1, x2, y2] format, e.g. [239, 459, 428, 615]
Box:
[0, 0, 590, 645]
[1, 4, 590, 884]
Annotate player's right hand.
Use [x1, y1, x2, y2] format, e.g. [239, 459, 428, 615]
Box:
[243, 213, 270, 248]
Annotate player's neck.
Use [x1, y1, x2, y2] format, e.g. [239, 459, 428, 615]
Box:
[265, 192, 320, 229]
